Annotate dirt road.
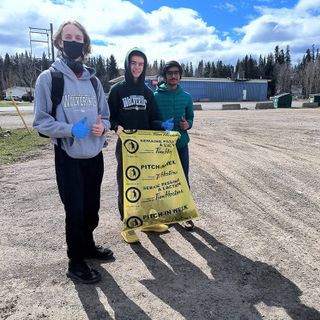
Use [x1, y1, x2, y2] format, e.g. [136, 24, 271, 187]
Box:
[1, 108, 320, 319]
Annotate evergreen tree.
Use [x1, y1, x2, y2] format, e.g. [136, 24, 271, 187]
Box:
[274, 45, 280, 64]
[216, 60, 224, 78]
[210, 62, 216, 77]
[16, 51, 38, 92]
[180, 63, 186, 76]
[95, 56, 106, 78]
[258, 55, 265, 78]
[108, 54, 119, 80]
[247, 55, 258, 79]
[1, 45, 320, 101]
[3, 53, 15, 88]
[159, 59, 165, 76]
[278, 49, 285, 65]
[146, 62, 152, 76]
[196, 60, 204, 77]
[105, 57, 110, 78]
[40, 52, 50, 71]
[151, 60, 158, 75]
[311, 44, 315, 62]
[189, 62, 194, 77]
[265, 53, 274, 78]
[203, 62, 211, 78]
[184, 63, 189, 77]
[95, 55, 107, 89]
[285, 46, 291, 66]
[303, 49, 312, 65]
[0, 56, 4, 95]
[265, 53, 275, 96]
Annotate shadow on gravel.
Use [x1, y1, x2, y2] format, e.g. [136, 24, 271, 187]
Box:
[131, 225, 320, 320]
[70, 260, 151, 320]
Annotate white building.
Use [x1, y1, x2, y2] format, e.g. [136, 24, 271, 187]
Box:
[4, 86, 34, 100]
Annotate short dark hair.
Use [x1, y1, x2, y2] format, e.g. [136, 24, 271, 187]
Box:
[162, 60, 183, 78]
[129, 51, 145, 62]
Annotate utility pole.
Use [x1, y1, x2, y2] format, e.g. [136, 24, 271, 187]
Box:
[50, 23, 54, 61]
[29, 24, 54, 61]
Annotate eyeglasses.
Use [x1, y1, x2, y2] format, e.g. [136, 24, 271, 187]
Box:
[130, 61, 144, 67]
[166, 71, 180, 77]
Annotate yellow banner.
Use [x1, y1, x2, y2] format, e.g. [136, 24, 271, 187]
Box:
[119, 130, 200, 232]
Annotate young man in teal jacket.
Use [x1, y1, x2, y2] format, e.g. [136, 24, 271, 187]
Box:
[153, 60, 195, 230]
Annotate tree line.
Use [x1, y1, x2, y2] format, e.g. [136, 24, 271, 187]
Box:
[0, 45, 319, 99]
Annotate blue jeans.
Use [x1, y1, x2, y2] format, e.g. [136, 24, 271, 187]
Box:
[115, 139, 125, 220]
[177, 145, 189, 188]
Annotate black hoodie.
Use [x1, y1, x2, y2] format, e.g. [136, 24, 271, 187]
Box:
[108, 48, 155, 131]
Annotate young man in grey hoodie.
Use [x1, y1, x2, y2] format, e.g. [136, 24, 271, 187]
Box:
[33, 20, 113, 284]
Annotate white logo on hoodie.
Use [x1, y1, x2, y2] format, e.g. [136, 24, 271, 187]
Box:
[122, 95, 147, 110]
[63, 94, 97, 108]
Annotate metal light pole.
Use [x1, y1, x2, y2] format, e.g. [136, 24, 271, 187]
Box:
[50, 23, 54, 61]
[29, 24, 54, 61]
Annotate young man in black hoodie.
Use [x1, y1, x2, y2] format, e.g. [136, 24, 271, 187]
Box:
[108, 48, 168, 244]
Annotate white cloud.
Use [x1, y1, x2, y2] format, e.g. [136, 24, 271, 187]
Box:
[0, 0, 319, 67]
[212, 2, 237, 13]
[295, 0, 320, 11]
[234, 3, 320, 63]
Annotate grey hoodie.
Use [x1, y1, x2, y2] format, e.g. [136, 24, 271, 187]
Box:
[33, 58, 110, 159]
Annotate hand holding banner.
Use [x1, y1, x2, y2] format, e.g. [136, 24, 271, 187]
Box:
[119, 130, 200, 232]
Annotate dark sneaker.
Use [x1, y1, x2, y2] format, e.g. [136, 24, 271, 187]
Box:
[85, 245, 114, 260]
[182, 220, 195, 231]
[67, 260, 101, 284]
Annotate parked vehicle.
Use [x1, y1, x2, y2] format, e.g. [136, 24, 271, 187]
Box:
[4, 96, 23, 102]
[22, 93, 34, 102]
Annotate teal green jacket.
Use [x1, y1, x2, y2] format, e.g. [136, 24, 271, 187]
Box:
[153, 82, 194, 149]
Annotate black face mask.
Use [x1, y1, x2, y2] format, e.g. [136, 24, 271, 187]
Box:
[63, 40, 84, 60]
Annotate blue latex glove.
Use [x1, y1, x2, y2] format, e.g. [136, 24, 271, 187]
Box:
[161, 118, 174, 131]
[72, 117, 90, 139]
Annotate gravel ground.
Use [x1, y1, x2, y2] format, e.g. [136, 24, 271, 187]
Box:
[0, 107, 320, 320]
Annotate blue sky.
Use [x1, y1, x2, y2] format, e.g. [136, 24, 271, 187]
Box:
[129, 0, 298, 40]
[0, 0, 319, 67]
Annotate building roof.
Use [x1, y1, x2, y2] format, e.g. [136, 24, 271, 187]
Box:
[109, 75, 270, 84]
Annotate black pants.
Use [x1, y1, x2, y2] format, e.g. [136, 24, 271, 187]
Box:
[54, 145, 104, 261]
[115, 139, 124, 221]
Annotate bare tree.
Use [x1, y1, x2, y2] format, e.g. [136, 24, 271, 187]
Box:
[275, 64, 292, 93]
[16, 52, 38, 95]
[302, 61, 319, 96]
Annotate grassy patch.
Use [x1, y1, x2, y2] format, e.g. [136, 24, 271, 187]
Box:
[0, 101, 33, 107]
[0, 128, 51, 165]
